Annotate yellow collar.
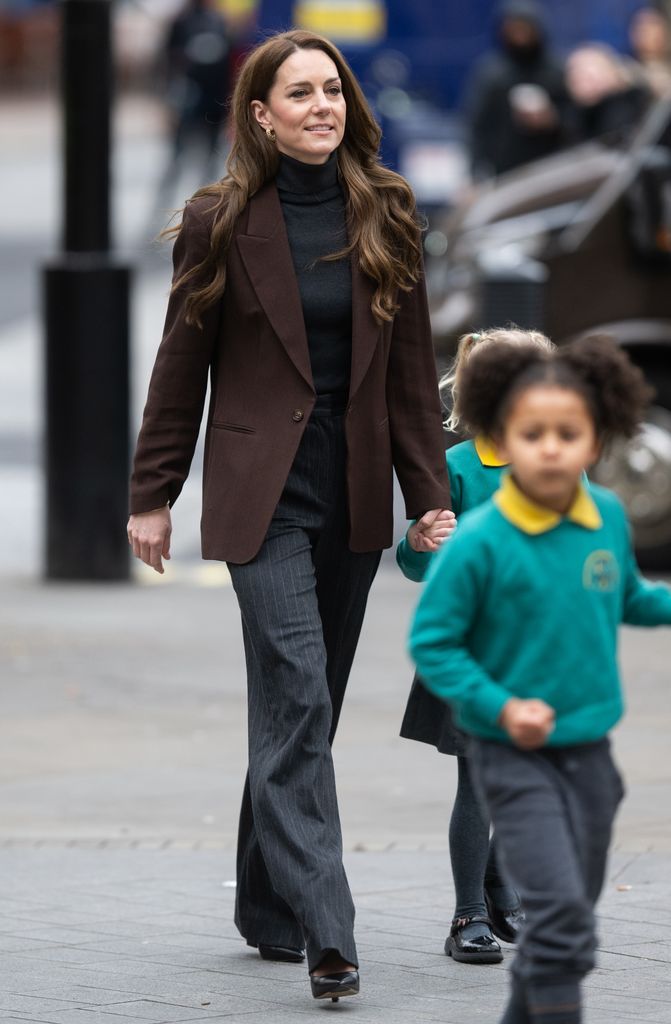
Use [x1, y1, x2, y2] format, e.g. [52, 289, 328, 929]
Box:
[494, 473, 602, 535]
[474, 436, 508, 468]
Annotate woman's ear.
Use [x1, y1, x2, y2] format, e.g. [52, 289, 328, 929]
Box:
[250, 100, 271, 130]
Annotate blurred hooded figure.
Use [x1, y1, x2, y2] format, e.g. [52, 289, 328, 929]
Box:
[156, 0, 233, 213]
[465, 0, 570, 180]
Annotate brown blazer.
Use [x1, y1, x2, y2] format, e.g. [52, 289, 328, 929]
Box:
[130, 182, 450, 563]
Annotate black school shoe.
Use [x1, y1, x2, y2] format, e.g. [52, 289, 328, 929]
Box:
[445, 914, 503, 964]
[484, 888, 525, 944]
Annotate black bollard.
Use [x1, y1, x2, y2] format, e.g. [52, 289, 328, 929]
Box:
[44, 0, 131, 580]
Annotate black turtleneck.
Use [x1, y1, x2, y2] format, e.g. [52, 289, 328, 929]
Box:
[275, 151, 352, 398]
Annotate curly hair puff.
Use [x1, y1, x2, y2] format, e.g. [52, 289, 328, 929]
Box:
[556, 335, 653, 443]
[457, 342, 550, 438]
[458, 333, 653, 445]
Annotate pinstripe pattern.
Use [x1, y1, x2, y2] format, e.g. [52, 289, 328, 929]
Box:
[227, 400, 381, 971]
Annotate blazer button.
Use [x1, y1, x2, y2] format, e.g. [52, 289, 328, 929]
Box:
[292, 409, 304, 422]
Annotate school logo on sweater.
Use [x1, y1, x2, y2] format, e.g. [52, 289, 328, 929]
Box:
[582, 550, 620, 593]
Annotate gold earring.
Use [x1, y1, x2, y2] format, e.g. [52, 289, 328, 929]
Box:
[265, 126, 276, 141]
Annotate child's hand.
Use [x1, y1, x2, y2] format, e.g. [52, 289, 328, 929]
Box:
[499, 698, 555, 750]
[407, 509, 457, 553]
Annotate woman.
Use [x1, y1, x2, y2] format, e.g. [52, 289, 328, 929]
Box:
[127, 29, 451, 1002]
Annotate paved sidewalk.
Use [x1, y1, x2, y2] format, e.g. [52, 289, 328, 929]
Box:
[2, 847, 671, 1024]
[2, 573, 671, 1024]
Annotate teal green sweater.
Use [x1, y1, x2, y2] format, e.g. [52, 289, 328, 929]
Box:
[397, 439, 505, 582]
[409, 478, 671, 746]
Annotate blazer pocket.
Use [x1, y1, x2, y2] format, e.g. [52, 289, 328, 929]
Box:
[211, 420, 256, 435]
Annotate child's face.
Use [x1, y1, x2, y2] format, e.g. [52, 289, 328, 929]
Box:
[497, 385, 600, 513]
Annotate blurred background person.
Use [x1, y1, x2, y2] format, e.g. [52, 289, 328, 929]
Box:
[566, 42, 652, 143]
[629, 3, 671, 97]
[464, 0, 570, 181]
[154, 0, 233, 220]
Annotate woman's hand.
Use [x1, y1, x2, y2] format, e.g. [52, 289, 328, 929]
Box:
[407, 508, 457, 553]
[127, 506, 172, 574]
[499, 698, 555, 750]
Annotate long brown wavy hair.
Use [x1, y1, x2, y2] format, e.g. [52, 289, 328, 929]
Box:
[171, 29, 423, 327]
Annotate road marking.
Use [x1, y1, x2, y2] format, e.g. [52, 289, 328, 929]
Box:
[134, 562, 231, 587]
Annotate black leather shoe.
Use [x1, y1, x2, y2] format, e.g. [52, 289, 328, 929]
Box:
[445, 914, 503, 964]
[485, 890, 525, 944]
[258, 943, 305, 963]
[310, 969, 360, 1002]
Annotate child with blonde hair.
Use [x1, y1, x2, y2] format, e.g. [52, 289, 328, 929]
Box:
[398, 328, 554, 964]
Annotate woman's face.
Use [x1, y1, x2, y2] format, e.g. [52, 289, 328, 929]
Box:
[251, 48, 346, 165]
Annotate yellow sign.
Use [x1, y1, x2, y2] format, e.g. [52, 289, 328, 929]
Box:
[293, 0, 386, 43]
[216, 0, 258, 18]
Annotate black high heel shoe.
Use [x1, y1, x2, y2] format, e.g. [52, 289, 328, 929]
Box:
[310, 969, 360, 1002]
[258, 943, 305, 963]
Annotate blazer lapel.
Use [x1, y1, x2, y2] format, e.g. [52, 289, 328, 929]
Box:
[236, 181, 381, 399]
[236, 183, 314, 390]
[349, 257, 380, 401]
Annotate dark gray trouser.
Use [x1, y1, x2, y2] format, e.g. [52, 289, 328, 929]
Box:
[227, 400, 381, 972]
[470, 738, 625, 1024]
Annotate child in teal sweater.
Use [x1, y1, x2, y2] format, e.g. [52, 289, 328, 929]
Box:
[409, 336, 671, 1024]
[398, 328, 554, 965]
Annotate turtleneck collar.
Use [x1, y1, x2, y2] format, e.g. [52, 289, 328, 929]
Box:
[275, 150, 341, 201]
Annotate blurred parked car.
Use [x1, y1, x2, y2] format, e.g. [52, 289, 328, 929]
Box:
[427, 97, 671, 567]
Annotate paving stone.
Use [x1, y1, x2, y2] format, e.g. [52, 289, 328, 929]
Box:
[0, 1012, 139, 1024]
[0, 995, 109, 1016]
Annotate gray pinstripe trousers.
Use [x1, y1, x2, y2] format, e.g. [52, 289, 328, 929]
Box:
[227, 399, 381, 971]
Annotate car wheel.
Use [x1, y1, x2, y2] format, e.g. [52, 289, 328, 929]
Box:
[592, 357, 671, 570]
